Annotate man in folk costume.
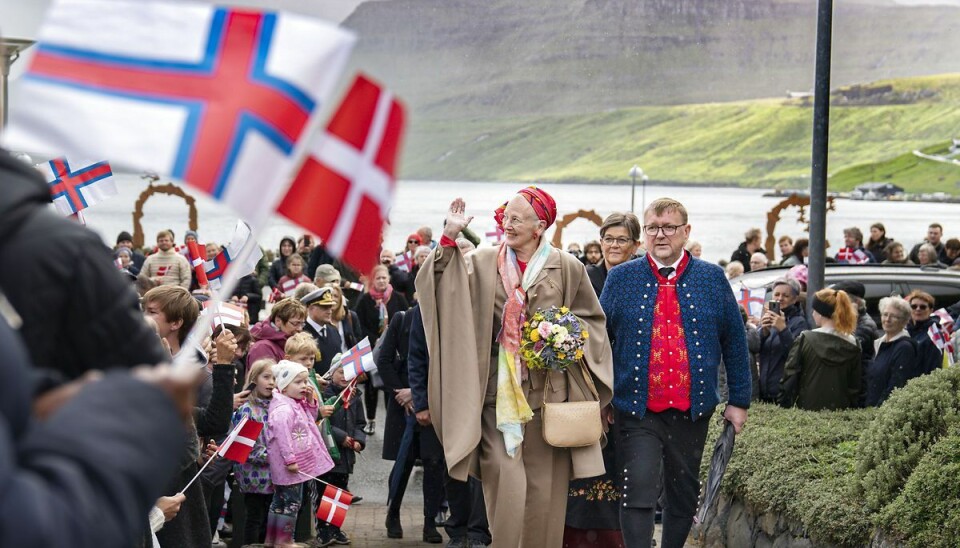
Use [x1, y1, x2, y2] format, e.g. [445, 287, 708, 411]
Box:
[416, 187, 613, 547]
[601, 197, 750, 548]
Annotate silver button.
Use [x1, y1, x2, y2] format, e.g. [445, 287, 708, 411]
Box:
[669, 400, 673, 405]
[699, 369, 703, 372]
[686, 293, 691, 298]
[637, 341, 641, 346]
[700, 391, 704, 395]
[693, 318, 697, 323]
[641, 305, 645, 309]
[683, 283, 687, 287]
[697, 355, 702, 359]
[690, 305, 694, 309]
[696, 342, 700, 346]
[636, 354, 641, 358]
[643, 295, 648, 298]
[694, 331, 698, 335]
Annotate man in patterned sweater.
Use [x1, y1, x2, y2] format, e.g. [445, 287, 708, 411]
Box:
[141, 229, 192, 289]
[600, 197, 751, 548]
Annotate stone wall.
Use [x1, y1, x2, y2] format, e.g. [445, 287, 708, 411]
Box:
[693, 494, 904, 548]
[693, 494, 828, 548]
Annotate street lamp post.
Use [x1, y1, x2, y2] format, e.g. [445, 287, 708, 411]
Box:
[629, 165, 649, 213]
[629, 165, 642, 213]
[0, 38, 34, 129]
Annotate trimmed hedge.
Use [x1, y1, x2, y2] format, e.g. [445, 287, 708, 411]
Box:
[701, 404, 876, 547]
[855, 366, 960, 512]
[704, 367, 960, 547]
[881, 424, 960, 547]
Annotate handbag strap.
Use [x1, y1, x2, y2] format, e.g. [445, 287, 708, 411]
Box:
[544, 359, 599, 402]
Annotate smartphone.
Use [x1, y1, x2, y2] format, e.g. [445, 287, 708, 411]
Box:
[768, 301, 781, 315]
[244, 381, 256, 392]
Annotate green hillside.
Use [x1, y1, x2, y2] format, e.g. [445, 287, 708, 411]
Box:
[398, 74, 960, 192]
[829, 142, 960, 194]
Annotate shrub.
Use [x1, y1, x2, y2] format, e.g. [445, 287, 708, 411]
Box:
[702, 403, 876, 547]
[854, 367, 960, 511]
[881, 424, 960, 547]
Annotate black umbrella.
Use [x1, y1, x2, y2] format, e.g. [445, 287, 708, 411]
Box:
[695, 419, 736, 524]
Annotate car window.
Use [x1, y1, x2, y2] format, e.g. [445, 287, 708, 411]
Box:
[905, 282, 960, 312]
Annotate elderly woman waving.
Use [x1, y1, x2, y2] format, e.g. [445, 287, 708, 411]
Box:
[416, 188, 613, 547]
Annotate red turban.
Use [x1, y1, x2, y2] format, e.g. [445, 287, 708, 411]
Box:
[494, 186, 558, 230]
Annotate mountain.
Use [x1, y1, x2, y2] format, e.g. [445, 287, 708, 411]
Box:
[344, 0, 960, 118]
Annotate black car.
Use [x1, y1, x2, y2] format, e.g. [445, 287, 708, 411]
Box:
[730, 264, 960, 323]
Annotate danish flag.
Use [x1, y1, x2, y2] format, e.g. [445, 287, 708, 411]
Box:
[278, 74, 406, 273]
[187, 241, 210, 288]
[932, 308, 955, 334]
[5, 0, 355, 225]
[836, 247, 871, 264]
[41, 158, 116, 216]
[316, 484, 353, 528]
[218, 417, 264, 463]
[340, 337, 376, 382]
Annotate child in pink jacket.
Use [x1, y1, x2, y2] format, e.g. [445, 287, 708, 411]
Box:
[265, 360, 335, 546]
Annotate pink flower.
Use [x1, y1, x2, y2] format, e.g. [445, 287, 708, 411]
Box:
[538, 321, 553, 339]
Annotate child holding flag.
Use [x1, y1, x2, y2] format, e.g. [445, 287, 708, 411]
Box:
[316, 362, 367, 546]
[232, 358, 277, 546]
[266, 360, 335, 547]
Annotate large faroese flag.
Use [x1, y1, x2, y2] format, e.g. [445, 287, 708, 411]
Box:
[4, 0, 355, 225]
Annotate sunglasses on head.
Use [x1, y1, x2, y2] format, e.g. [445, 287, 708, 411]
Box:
[911, 303, 929, 310]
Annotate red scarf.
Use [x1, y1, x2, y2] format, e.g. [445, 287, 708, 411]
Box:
[368, 284, 394, 333]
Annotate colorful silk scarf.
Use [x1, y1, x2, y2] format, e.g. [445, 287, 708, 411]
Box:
[495, 238, 552, 457]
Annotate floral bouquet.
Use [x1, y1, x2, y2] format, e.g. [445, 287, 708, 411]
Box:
[520, 306, 589, 371]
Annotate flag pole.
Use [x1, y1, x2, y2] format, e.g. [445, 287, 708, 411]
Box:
[179, 451, 219, 495]
[317, 376, 360, 428]
[297, 470, 342, 490]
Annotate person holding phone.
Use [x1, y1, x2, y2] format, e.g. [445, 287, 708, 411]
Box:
[758, 278, 809, 403]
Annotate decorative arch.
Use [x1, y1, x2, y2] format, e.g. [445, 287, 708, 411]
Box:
[551, 209, 604, 249]
[764, 194, 835, 260]
[132, 174, 199, 249]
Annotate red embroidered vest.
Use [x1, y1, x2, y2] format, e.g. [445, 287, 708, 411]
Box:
[647, 253, 692, 413]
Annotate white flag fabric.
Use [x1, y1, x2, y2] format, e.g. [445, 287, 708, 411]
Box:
[4, 0, 355, 226]
[37, 157, 117, 216]
[205, 221, 263, 290]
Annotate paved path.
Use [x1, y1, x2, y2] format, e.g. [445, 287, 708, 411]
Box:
[231, 409, 691, 546]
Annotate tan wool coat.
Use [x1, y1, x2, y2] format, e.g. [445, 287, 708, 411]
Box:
[416, 243, 614, 482]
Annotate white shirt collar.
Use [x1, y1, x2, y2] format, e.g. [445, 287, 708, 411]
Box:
[650, 251, 686, 280]
[307, 317, 326, 334]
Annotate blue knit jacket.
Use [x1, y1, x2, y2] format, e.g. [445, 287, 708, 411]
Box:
[600, 255, 751, 420]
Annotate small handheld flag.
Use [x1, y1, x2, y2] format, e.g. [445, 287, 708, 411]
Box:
[203, 301, 246, 327]
[341, 337, 375, 381]
[316, 484, 353, 528]
[204, 221, 263, 289]
[187, 241, 210, 288]
[932, 308, 955, 335]
[737, 287, 767, 318]
[486, 227, 504, 244]
[41, 157, 116, 216]
[218, 417, 264, 464]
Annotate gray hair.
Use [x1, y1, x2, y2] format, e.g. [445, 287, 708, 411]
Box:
[919, 243, 938, 262]
[772, 277, 801, 297]
[879, 296, 911, 322]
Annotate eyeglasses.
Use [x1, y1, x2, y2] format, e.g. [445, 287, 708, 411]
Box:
[287, 320, 305, 327]
[910, 304, 930, 310]
[643, 224, 686, 236]
[502, 216, 528, 228]
[601, 237, 633, 247]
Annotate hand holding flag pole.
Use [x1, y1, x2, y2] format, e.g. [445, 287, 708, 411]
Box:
[179, 417, 263, 494]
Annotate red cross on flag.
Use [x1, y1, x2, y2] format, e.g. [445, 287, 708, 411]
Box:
[395, 251, 415, 273]
[203, 301, 247, 327]
[316, 484, 353, 528]
[340, 337, 376, 382]
[39, 158, 116, 216]
[486, 227, 505, 244]
[737, 287, 767, 318]
[932, 308, 955, 335]
[4, 0, 355, 226]
[278, 74, 406, 274]
[218, 417, 264, 464]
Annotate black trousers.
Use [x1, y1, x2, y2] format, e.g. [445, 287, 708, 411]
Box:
[364, 379, 380, 420]
[445, 476, 491, 544]
[618, 408, 712, 548]
[387, 451, 445, 520]
[240, 493, 271, 545]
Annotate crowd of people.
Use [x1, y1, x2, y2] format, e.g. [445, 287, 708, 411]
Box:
[3, 138, 958, 548]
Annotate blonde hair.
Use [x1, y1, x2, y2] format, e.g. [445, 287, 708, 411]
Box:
[814, 288, 857, 335]
[644, 197, 688, 224]
[284, 332, 318, 358]
[328, 284, 346, 322]
[245, 358, 277, 401]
